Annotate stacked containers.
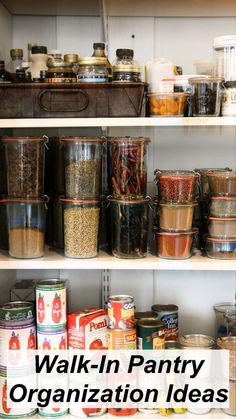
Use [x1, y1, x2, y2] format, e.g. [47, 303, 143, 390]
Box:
[154, 170, 198, 259]
[217, 337, 236, 416]
[2, 137, 48, 258]
[107, 295, 137, 416]
[36, 280, 68, 417]
[60, 138, 103, 258]
[205, 171, 236, 259]
[107, 137, 150, 259]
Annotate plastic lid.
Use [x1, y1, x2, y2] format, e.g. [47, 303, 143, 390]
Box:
[116, 49, 134, 58]
[61, 137, 104, 143]
[31, 46, 47, 54]
[156, 228, 198, 237]
[214, 35, 236, 49]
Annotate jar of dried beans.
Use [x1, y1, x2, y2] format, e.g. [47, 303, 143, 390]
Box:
[61, 199, 100, 259]
[61, 137, 103, 199]
[108, 137, 150, 198]
[155, 170, 199, 203]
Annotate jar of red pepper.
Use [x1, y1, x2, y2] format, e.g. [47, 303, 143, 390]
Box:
[155, 170, 199, 203]
[108, 137, 150, 198]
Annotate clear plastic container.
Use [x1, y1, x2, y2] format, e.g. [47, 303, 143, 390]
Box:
[214, 35, 236, 81]
[189, 77, 222, 116]
[147, 92, 189, 117]
[108, 197, 149, 259]
[179, 334, 215, 349]
[77, 57, 109, 82]
[159, 202, 197, 232]
[61, 198, 100, 259]
[206, 237, 236, 259]
[61, 137, 103, 199]
[207, 171, 236, 197]
[108, 137, 150, 198]
[3, 137, 47, 198]
[225, 309, 236, 336]
[217, 336, 236, 380]
[112, 49, 141, 82]
[195, 168, 231, 199]
[0, 197, 8, 250]
[214, 303, 235, 337]
[6, 198, 47, 259]
[207, 216, 236, 238]
[156, 229, 198, 260]
[210, 197, 236, 217]
[155, 170, 198, 203]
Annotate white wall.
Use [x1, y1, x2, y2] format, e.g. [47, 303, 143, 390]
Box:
[0, 2, 12, 61]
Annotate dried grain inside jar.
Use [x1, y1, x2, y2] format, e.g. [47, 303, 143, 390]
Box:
[207, 171, 236, 197]
[6, 197, 47, 259]
[61, 198, 100, 258]
[61, 137, 103, 199]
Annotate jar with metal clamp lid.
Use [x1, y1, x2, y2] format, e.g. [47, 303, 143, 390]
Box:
[77, 57, 109, 82]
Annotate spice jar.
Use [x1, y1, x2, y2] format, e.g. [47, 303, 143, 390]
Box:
[0, 197, 8, 250]
[108, 137, 150, 198]
[155, 170, 198, 203]
[61, 137, 103, 199]
[205, 237, 236, 259]
[45, 58, 76, 83]
[156, 229, 198, 260]
[61, 199, 100, 259]
[108, 197, 149, 259]
[217, 336, 236, 380]
[6, 197, 47, 259]
[159, 202, 197, 231]
[207, 171, 236, 197]
[189, 77, 223, 116]
[30, 46, 48, 79]
[64, 54, 79, 75]
[195, 168, 231, 199]
[92, 43, 112, 81]
[77, 57, 109, 82]
[3, 137, 47, 198]
[225, 309, 236, 336]
[207, 216, 236, 238]
[214, 303, 235, 337]
[112, 49, 141, 82]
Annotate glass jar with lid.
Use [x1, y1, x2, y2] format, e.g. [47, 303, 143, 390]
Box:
[214, 35, 236, 81]
[112, 48, 141, 82]
[92, 43, 112, 80]
[45, 63, 77, 83]
[77, 57, 109, 82]
[7, 49, 23, 74]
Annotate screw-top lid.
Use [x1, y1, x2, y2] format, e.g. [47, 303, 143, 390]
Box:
[93, 43, 105, 49]
[214, 35, 236, 49]
[31, 46, 47, 54]
[64, 54, 79, 63]
[10, 49, 23, 58]
[116, 48, 134, 59]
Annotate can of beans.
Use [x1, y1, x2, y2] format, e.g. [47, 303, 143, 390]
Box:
[70, 408, 107, 418]
[0, 302, 34, 324]
[36, 280, 66, 328]
[108, 409, 137, 416]
[108, 295, 134, 330]
[107, 328, 136, 350]
[37, 327, 67, 350]
[137, 318, 165, 349]
[151, 304, 178, 341]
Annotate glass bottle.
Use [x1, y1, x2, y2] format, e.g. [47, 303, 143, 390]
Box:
[0, 61, 12, 83]
[8, 49, 23, 73]
[92, 42, 112, 80]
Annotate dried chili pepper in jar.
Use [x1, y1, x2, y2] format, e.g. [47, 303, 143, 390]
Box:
[155, 170, 199, 203]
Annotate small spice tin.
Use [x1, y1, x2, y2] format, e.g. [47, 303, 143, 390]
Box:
[222, 81, 236, 116]
[217, 336, 236, 380]
[137, 317, 165, 349]
[36, 280, 66, 328]
[179, 334, 215, 349]
[155, 170, 198, 203]
[70, 408, 107, 418]
[37, 327, 67, 350]
[206, 237, 236, 259]
[107, 328, 136, 349]
[156, 229, 198, 260]
[207, 216, 236, 238]
[159, 201, 197, 231]
[0, 301, 34, 324]
[151, 304, 178, 341]
[108, 295, 135, 330]
[207, 171, 236, 197]
[209, 197, 236, 218]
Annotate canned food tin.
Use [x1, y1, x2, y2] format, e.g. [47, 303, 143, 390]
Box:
[36, 280, 66, 328]
[37, 327, 67, 350]
[108, 295, 134, 330]
[107, 328, 136, 350]
[0, 322, 36, 369]
[38, 373, 68, 417]
[0, 301, 34, 324]
[137, 318, 165, 350]
[108, 408, 137, 416]
[151, 304, 178, 341]
[70, 408, 107, 417]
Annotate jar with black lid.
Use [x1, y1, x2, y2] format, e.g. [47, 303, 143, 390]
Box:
[112, 49, 141, 82]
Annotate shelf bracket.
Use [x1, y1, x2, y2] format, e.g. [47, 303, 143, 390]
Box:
[102, 269, 110, 309]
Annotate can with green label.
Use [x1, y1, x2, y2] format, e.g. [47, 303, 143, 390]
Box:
[137, 317, 165, 350]
[0, 301, 34, 324]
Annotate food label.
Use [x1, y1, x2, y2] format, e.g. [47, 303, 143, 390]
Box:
[107, 329, 136, 350]
[0, 374, 37, 417]
[222, 88, 236, 116]
[36, 287, 66, 328]
[108, 299, 135, 330]
[37, 329, 67, 350]
[69, 408, 107, 418]
[160, 78, 174, 93]
[158, 312, 178, 341]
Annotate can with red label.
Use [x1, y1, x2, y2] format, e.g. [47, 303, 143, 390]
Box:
[38, 373, 68, 417]
[37, 327, 67, 350]
[107, 328, 136, 350]
[70, 408, 107, 418]
[36, 280, 66, 329]
[108, 295, 135, 330]
[108, 408, 137, 416]
[151, 304, 178, 341]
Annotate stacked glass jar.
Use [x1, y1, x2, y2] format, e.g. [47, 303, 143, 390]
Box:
[60, 137, 103, 258]
[205, 171, 236, 259]
[107, 137, 150, 258]
[154, 170, 198, 259]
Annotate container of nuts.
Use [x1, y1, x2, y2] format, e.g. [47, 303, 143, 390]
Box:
[61, 198, 100, 258]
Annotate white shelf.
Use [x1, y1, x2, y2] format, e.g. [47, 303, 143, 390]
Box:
[0, 249, 235, 270]
[0, 117, 236, 129]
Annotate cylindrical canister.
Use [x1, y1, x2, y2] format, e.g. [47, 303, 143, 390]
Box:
[0, 301, 34, 324]
[36, 280, 66, 328]
[107, 328, 136, 350]
[151, 304, 178, 341]
[70, 408, 107, 418]
[37, 327, 67, 350]
[137, 318, 165, 349]
[108, 295, 135, 329]
[38, 373, 68, 417]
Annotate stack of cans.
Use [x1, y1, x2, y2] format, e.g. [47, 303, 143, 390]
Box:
[0, 301, 37, 418]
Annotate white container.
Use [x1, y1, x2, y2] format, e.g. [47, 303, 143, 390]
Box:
[214, 35, 236, 81]
[188, 408, 211, 415]
[36, 280, 67, 329]
[145, 58, 175, 92]
[29, 46, 48, 79]
[222, 81, 236, 116]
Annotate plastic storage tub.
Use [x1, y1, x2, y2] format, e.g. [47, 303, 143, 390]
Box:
[189, 77, 222, 116]
[209, 197, 236, 217]
[156, 229, 198, 260]
[214, 35, 236, 81]
[6, 198, 47, 259]
[159, 202, 197, 232]
[108, 197, 149, 259]
[3, 137, 47, 198]
[155, 170, 198, 203]
[147, 92, 189, 117]
[205, 237, 236, 259]
[207, 171, 236, 197]
[207, 216, 236, 238]
[62, 137, 103, 199]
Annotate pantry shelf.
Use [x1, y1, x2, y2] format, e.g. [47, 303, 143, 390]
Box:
[0, 249, 235, 270]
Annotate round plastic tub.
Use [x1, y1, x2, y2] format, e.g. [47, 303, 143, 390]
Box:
[207, 216, 236, 238]
[108, 197, 149, 259]
[159, 202, 197, 231]
[61, 137, 103, 199]
[6, 197, 47, 259]
[156, 229, 198, 260]
[207, 171, 236, 197]
[61, 198, 100, 259]
[147, 92, 189, 117]
[210, 197, 236, 217]
[108, 137, 150, 198]
[189, 77, 223, 116]
[3, 137, 47, 198]
[205, 237, 236, 259]
[155, 170, 198, 203]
